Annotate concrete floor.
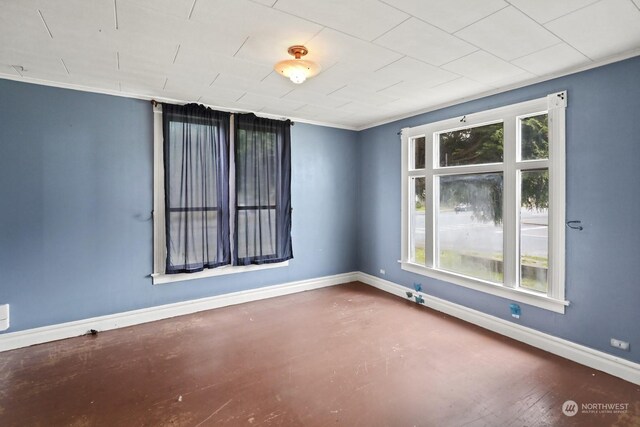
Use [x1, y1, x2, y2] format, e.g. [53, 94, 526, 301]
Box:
[0, 282, 638, 426]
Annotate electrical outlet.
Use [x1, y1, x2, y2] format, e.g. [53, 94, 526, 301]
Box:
[610, 338, 630, 351]
[509, 303, 521, 319]
[379, 269, 385, 275]
[0, 304, 9, 331]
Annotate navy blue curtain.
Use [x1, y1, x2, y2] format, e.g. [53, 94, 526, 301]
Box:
[234, 113, 293, 265]
[162, 103, 230, 273]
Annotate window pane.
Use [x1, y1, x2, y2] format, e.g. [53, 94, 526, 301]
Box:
[167, 122, 219, 209]
[413, 137, 425, 170]
[411, 177, 426, 265]
[520, 114, 548, 160]
[168, 210, 218, 268]
[236, 130, 277, 207]
[520, 170, 549, 292]
[439, 123, 503, 167]
[438, 173, 503, 283]
[237, 209, 276, 259]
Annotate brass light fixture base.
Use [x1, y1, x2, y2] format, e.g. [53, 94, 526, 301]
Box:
[287, 45, 309, 59]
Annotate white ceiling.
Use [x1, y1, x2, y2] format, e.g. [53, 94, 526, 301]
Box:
[1, 0, 640, 129]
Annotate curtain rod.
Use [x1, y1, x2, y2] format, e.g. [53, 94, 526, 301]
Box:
[150, 99, 294, 125]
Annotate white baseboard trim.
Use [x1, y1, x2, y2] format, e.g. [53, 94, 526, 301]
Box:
[357, 272, 640, 386]
[3, 271, 638, 386]
[0, 271, 359, 353]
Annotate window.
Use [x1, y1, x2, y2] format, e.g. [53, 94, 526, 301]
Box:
[162, 104, 231, 274]
[401, 92, 568, 313]
[152, 104, 292, 285]
[234, 114, 293, 265]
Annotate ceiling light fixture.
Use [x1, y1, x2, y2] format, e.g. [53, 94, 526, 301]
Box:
[274, 45, 320, 84]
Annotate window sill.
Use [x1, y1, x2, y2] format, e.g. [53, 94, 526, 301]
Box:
[400, 261, 569, 314]
[152, 261, 289, 285]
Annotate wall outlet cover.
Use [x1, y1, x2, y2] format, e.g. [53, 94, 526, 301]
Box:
[509, 303, 521, 319]
[610, 338, 630, 351]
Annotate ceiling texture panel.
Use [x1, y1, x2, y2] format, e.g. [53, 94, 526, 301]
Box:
[442, 51, 526, 85]
[380, 0, 509, 33]
[507, 0, 601, 24]
[373, 57, 459, 89]
[124, 0, 194, 18]
[511, 43, 590, 76]
[455, 7, 561, 61]
[0, 0, 639, 129]
[305, 28, 404, 72]
[283, 88, 349, 109]
[273, 0, 410, 41]
[544, 0, 640, 60]
[374, 18, 478, 66]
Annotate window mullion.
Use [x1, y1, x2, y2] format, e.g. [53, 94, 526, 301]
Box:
[516, 159, 549, 170]
[229, 114, 236, 265]
[426, 133, 435, 268]
[548, 105, 566, 300]
[433, 163, 504, 176]
[503, 116, 518, 288]
[401, 130, 410, 265]
[153, 104, 166, 275]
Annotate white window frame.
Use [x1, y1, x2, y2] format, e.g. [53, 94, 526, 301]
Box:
[400, 92, 569, 313]
[151, 104, 288, 285]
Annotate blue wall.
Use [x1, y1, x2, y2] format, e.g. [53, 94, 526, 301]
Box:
[357, 56, 640, 364]
[1, 57, 639, 365]
[0, 79, 359, 332]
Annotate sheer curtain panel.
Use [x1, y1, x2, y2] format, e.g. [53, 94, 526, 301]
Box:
[234, 113, 293, 265]
[162, 103, 231, 273]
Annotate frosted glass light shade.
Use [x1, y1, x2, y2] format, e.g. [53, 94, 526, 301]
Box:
[274, 59, 320, 84]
